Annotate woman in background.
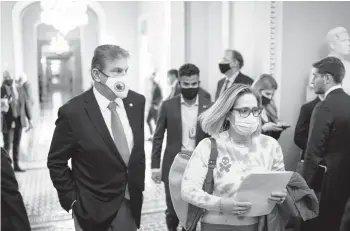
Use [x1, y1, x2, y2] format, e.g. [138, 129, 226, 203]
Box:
[252, 74, 289, 140]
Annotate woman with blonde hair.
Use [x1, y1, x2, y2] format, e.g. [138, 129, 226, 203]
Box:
[252, 74, 289, 140]
[181, 84, 287, 231]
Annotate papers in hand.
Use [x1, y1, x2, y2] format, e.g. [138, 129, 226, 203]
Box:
[235, 171, 293, 217]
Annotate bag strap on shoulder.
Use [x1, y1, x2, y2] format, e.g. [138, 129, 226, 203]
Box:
[203, 138, 218, 193]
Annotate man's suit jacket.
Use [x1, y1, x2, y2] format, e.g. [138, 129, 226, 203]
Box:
[47, 88, 146, 231]
[151, 82, 162, 106]
[171, 83, 212, 102]
[215, 72, 253, 100]
[294, 97, 321, 159]
[301, 88, 350, 231]
[1, 147, 31, 231]
[151, 92, 212, 183]
[340, 197, 350, 231]
[1, 84, 32, 132]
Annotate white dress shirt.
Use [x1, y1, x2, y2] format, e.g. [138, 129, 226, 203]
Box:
[180, 95, 199, 152]
[324, 85, 343, 99]
[93, 87, 134, 152]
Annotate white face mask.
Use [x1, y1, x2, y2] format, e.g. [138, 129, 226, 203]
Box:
[229, 113, 259, 136]
[104, 75, 130, 99]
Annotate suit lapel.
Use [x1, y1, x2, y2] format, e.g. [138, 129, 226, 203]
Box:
[83, 89, 126, 168]
[172, 96, 182, 145]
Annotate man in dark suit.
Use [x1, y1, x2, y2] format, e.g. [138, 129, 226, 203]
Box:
[301, 57, 350, 231]
[146, 72, 162, 140]
[151, 63, 211, 231]
[1, 70, 33, 172]
[167, 69, 212, 101]
[1, 147, 31, 231]
[215, 49, 253, 100]
[294, 95, 322, 159]
[340, 197, 350, 231]
[47, 45, 146, 231]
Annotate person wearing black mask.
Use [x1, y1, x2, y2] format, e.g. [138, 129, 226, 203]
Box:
[151, 63, 212, 231]
[252, 74, 289, 140]
[215, 49, 253, 100]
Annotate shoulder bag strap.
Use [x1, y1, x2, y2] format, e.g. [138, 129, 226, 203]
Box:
[202, 138, 218, 193]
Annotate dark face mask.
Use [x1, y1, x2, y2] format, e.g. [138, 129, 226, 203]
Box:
[219, 63, 231, 74]
[261, 96, 271, 105]
[181, 87, 199, 100]
[4, 79, 13, 86]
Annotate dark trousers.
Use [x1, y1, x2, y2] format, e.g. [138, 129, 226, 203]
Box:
[2, 117, 23, 166]
[73, 199, 137, 231]
[146, 106, 158, 135]
[164, 182, 197, 231]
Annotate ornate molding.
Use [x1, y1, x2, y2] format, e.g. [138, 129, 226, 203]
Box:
[269, 1, 278, 77]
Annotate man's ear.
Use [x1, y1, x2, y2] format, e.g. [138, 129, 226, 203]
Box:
[91, 69, 101, 82]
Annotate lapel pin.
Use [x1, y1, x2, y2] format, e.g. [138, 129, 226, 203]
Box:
[129, 103, 133, 107]
[203, 105, 207, 108]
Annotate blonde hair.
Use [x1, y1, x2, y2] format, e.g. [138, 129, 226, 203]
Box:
[199, 84, 262, 136]
[252, 74, 279, 123]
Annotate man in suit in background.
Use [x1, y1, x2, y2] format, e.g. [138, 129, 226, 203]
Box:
[215, 49, 253, 100]
[151, 63, 211, 231]
[1, 70, 33, 172]
[146, 72, 162, 140]
[294, 81, 324, 159]
[167, 68, 212, 102]
[1, 97, 30, 231]
[48, 45, 146, 231]
[167, 69, 180, 99]
[301, 57, 350, 231]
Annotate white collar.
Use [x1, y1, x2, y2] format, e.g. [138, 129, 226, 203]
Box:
[324, 85, 342, 99]
[180, 94, 199, 106]
[93, 87, 123, 112]
[226, 71, 240, 82]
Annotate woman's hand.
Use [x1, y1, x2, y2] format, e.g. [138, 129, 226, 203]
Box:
[262, 122, 283, 132]
[220, 197, 252, 216]
[269, 189, 287, 204]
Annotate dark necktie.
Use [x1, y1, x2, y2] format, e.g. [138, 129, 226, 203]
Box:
[108, 101, 130, 199]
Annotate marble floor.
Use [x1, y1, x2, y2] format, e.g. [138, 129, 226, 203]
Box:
[12, 90, 181, 231]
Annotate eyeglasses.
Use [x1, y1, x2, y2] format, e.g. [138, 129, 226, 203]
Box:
[231, 107, 263, 118]
[98, 68, 127, 78]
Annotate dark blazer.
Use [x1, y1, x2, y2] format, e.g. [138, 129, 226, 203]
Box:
[1, 147, 31, 231]
[1, 84, 32, 132]
[294, 97, 321, 159]
[340, 197, 350, 231]
[301, 88, 350, 231]
[47, 88, 146, 231]
[151, 92, 212, 183]
[172, 83, 212, 102]
[151, 82, 162, 106]
[215, 72, 253, 100]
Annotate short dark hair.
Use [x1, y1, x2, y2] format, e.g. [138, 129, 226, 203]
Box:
[91, 45, 130, 70]
[178, 63, 200, 78]
[312, 57, 345, 84]
[167, 69, 178, 78]
[226, 49, 244, 69]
